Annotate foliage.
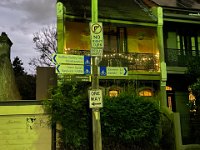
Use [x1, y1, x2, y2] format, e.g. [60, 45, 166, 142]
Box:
[29, 25, 56, 68]
[186, 56, 200, 84]
[186, 57, 200, 103]
[44, 82, 161, 150]
[12, 56, 25, 76]
[101, 93, 161, 149]
[12, 57, 36, 100]
[159, 112, 175, 150]
[190, 78, 200, 104]
[44, 82, 91, 150]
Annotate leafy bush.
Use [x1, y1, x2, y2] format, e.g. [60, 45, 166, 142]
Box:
[101, 93, 161, 149]
[44, 82, 161, 150]
[44, 82, 91, 150]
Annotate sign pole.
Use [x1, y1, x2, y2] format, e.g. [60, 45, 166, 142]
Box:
[91, 0, 102, 149]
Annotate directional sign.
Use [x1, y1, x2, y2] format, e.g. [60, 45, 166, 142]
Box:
[99, 67, 128, 76]
[58, 74, 91, 82]
[90, 22, 104, 56]
[89, 89, 103, 108]
[53, 54, 91, 65]
[56, 65, 91, 75]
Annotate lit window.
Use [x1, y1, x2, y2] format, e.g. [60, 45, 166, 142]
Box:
[166, 86, 172, 91]
[139, 89, 153, 97]
[109, 90, 119, 97]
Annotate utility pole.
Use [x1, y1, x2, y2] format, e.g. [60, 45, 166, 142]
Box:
[90, 0, 102, 149]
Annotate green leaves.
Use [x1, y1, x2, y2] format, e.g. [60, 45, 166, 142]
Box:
[44, 82, 161, 149]
[101, 93, 160, 147]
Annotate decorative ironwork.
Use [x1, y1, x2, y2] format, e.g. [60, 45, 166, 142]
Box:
[64, 49, 160, 71]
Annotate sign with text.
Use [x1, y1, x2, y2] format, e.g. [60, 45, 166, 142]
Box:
[56, 65, 91, 75]
[89, 89, 103, 108]
[90, 22, 104, 56]
[58, 74, 91, 82]
[53, 54, 91, 65]
[99, 66, 128, 76]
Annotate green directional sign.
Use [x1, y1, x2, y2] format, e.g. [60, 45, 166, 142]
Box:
[58, 74, 91, 82]
[53, 54, 91, 65]
[56, 65, 91, 74]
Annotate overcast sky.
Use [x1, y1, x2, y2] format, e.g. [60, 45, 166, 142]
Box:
[0, 0, 56, 73]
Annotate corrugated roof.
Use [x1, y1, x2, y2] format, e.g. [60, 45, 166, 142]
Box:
[59, 0, 157, 23]
[150, 0, 200, 9]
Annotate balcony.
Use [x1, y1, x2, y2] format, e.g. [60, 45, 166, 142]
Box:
[65, 49, 160, 72]
[165, 48, 199, 67]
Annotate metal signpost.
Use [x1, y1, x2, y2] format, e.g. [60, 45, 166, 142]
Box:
[90, 0, 103, 149]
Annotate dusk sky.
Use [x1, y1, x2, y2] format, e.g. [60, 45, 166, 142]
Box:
[0, 0, 56, 73]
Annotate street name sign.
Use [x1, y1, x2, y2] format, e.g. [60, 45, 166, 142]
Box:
[89, 89, 103, 108]
[90, 22, 104, 56]
[53, 54, 91, 65]
[56, 65, 91, 75]
[99, 66, 128, 76]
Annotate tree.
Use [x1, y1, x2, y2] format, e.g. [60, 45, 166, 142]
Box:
[29, 25, 57, 68]
[12, 57, 36, 100]
[12, 56, 25, 76]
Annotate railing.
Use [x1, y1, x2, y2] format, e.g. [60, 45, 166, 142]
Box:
[165, 48, 199, 67]
[65, 49, 160, 71]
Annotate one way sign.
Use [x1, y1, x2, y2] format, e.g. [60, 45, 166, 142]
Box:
[89, 89, 103, 108]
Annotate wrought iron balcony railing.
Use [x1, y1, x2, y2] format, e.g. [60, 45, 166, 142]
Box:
[165, 48, 199, 67]
[65, 49, 160, 72]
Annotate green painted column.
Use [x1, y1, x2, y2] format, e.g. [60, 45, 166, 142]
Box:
[157, 7, 167, 107]
[57, 2, 65, 54]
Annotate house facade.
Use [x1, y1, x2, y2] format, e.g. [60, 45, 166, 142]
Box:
[145, 0, 200, 146]
[57, 0, 200, 148]
[57, 0, 165, 104]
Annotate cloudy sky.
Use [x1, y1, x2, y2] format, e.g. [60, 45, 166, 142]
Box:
[0, 0, 56, 73]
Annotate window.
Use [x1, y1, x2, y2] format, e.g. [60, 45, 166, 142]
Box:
[108, 86, 121, 97]
[139, 89, 153, 97]
[177, 32, 200, 56]
[166, 86, 172, 91]
[104, 26, 127, 53]
[109, 90, 119, 97]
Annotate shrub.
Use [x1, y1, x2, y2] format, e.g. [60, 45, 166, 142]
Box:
[44, 82, 161, 149]
[101, 92, 161, 149]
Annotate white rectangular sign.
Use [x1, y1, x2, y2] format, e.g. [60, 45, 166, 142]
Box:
[89, 89, 103, 108]
[90, 22, 104, 56]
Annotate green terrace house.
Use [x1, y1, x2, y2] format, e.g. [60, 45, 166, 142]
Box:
[57, 0, 162, 98]
[145, 0, 200, 146]
[56, 0, 200, 149]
